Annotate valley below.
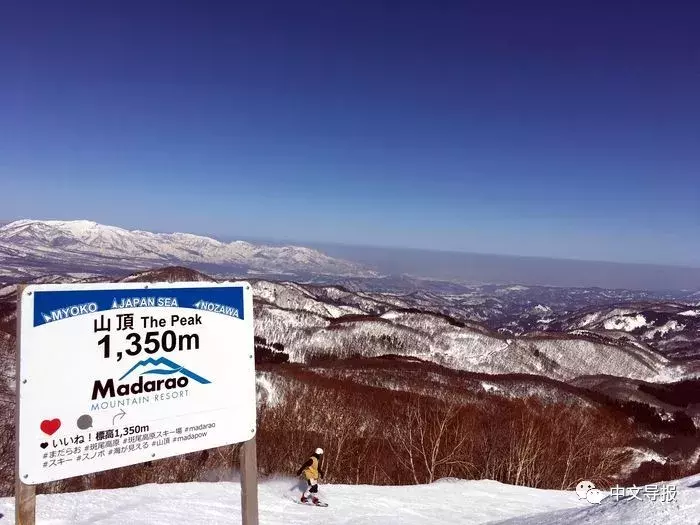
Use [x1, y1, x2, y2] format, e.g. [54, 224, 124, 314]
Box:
[1, 264, 699, 499]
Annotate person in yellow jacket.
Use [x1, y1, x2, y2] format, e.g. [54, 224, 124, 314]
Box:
[296, 447, 325, 504]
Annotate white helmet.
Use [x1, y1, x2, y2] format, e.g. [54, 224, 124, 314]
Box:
[315, 447, 324, 455]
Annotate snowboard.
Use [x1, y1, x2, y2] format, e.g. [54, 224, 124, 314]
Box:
[296, 498, 328, 507]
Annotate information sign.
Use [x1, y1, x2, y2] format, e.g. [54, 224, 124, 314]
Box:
[16, 281, 255, 485]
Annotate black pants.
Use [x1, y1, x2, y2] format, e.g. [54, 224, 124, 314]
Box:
[304, 478, 319, 496]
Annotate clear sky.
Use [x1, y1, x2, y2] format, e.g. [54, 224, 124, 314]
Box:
[1, 1, 699, 267]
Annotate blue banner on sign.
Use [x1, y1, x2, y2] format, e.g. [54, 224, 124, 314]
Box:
[32, 286, 245, 327]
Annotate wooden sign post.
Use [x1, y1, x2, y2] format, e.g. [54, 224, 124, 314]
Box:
[15, 284, 36, 525]
[240, 437, 259, 525]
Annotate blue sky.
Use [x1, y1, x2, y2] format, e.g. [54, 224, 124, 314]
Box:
[1, 1, 698, 267]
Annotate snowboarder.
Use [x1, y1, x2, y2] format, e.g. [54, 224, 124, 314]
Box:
[296, 447, 325, 505]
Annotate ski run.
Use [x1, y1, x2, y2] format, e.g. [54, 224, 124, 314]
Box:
[1, 473, 699, 524]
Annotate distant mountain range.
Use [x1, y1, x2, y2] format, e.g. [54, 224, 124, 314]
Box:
[3, 219, 700, 291]
[2, 266, 698, 378]
[0, 219, 379, 280]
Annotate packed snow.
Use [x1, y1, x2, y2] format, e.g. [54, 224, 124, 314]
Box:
[1, 475, 698, 524]
[494, 474, 700, 525]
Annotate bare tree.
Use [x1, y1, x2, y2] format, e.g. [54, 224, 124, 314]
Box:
[387, 397, 474, 484]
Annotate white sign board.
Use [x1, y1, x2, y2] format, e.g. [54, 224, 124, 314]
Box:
[17, 281, 256, 485]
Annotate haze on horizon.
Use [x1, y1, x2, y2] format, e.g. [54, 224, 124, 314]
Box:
[205, 230, 700, 291]
[1, 1, 699, 270]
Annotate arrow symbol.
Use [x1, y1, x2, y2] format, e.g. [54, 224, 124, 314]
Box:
[112, 408, 126, 425]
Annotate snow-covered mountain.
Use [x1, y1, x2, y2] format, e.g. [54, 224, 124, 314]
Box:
[1, 266, 698, 500]
[249, 280, 695, 383]
[0, 267, 695, 383]
[276, 276, 700, 355]
[547, 302, 700, 360]
[0, 219, 378, 279]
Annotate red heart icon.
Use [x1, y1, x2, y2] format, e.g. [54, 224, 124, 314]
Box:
[40, 419, 61, 436]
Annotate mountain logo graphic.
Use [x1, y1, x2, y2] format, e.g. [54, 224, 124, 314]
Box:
[119, 357, 211, 384]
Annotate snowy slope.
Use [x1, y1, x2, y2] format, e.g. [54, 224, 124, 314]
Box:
[0, 475, 698, 525]
[0, 268, 693, 384]
[492, 474, 700, 525]
[252, 280, 366, 317]
[255, 302, 687, 382]
[551, 302, 700, 360]
[245, 280, 697, 382]
[0, 219, 377, 278]
[247, 278, 700, 382]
